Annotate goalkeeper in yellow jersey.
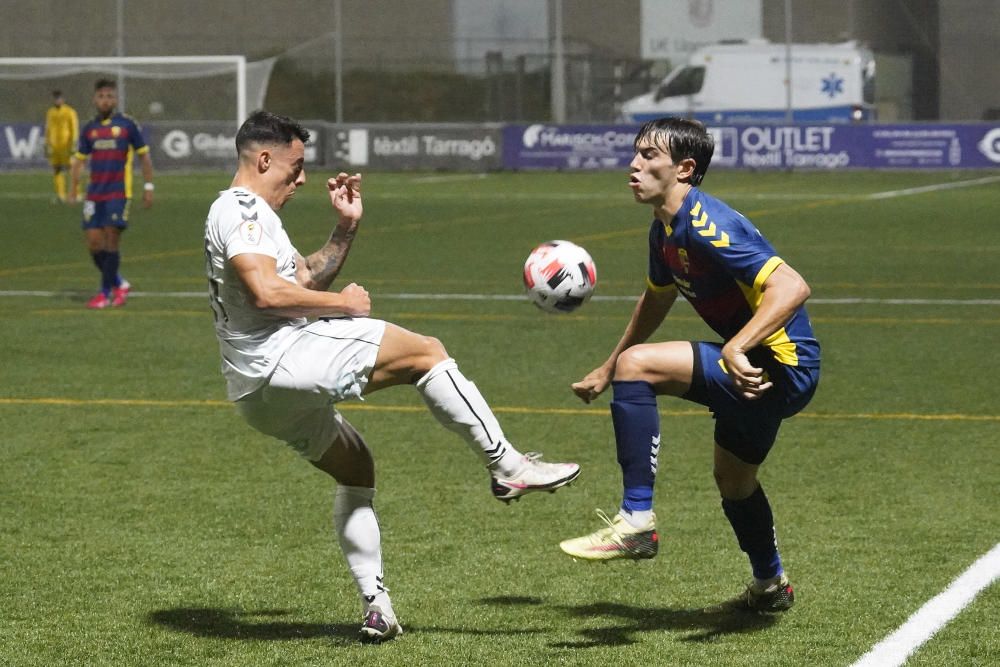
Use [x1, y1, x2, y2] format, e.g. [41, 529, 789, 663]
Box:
[44, 90, 79, 203]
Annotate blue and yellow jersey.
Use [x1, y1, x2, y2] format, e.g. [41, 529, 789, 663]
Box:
[75, 113, 149, 201]
[45, 103, 78, 150]
[647, 188, 820, 368]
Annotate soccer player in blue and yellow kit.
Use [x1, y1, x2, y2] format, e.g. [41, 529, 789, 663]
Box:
[44, 90, 78, 203]
[69, 78, 155, 309]
[559, 117, 820, 613]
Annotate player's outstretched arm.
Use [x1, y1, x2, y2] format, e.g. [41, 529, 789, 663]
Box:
[722, 263, 811, 400]
[297, 172, 362, 291]
[571, 286, 677, 403]
[233, 252, 370, 318]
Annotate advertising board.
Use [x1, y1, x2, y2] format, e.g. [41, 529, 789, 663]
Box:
[501, 124, 636, 170]
[2, 121, 998, 172]
[1, 123, 53, 169]
[503, 123, 1000, 170]
[149, 121, 323, 168]
[326, 126, 502, 171]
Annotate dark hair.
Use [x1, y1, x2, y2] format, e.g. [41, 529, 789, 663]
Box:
[634, 117, 714, 186]
[94, 78, 117, 91]
[235, 110, 310, 155]
[52, 89, 62, 98]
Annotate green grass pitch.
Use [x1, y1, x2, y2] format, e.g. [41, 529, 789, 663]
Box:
[1, 168, 998, 666]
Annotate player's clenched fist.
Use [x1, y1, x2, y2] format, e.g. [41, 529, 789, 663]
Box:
[339, 282, 371, 317]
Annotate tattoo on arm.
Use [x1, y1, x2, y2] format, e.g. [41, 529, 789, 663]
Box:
[298, 226, 357, 291]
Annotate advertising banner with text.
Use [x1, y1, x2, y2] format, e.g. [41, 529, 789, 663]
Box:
[324, 125, 502, 171]
[1, 123, 61, 169]
[148, 121, 324, 168]
[503, 123, 1000, 170]
[0, 121, 297, 170]
[4, 121, 998, 171]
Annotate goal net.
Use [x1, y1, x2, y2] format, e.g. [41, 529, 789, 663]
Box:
[0, 56, 272, 127]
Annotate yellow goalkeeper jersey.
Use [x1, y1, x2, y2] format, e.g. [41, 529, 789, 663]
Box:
[45, 103, 79, 150]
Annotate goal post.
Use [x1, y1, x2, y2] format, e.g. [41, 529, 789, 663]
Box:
[0, 55, 256, 128]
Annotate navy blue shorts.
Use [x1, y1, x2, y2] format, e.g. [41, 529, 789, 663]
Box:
[82, 199, 130, 230]
[682, 341, 819, 465]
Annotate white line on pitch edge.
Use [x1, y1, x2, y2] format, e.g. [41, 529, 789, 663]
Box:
[2, 175, 998, 202]
[851, 542, 1000, 667]
[1, 290, 998, 306]
[865, 175, 1000, 199]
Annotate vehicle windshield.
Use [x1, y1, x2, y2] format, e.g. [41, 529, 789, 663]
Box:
[655, 66, 705, 100]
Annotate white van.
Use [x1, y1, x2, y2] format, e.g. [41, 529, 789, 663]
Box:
[620, 40, 876, 124]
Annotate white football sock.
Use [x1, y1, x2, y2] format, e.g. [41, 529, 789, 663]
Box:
[752, 573, 786, 591]
[620, 509, 654, 529]
[332, 485, 387, 611]
[415, 358, 522, 475]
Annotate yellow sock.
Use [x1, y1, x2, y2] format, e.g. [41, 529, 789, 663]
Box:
[54, 172, 66, 201]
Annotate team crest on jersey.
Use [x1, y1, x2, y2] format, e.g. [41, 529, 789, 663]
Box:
[678, 248, 690, 273]
[111, 126, 122, 137]
[239, 220, 261, 245]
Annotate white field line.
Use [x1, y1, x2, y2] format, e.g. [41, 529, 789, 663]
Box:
[2, 175, 998, 201]
[0, 190, 839, 201]
[1, 290, 998, 306]
[408, 173, 489, 184]
[865, 175, 1000, 200]
[851, 542, 1000, 667]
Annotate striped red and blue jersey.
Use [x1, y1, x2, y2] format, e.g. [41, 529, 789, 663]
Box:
[75, 113, 149, 202]
[647, 188, 820, 368]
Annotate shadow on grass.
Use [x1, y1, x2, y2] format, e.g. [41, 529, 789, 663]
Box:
[148, 608, 358, 645]
[483, 597, 779, 648]
[149, 606, 543, 644]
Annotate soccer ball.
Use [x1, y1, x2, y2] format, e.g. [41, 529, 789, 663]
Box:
[523, 240, 597, 313]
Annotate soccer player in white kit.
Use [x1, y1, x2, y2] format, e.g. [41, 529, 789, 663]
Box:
[204, 110, 580, 643]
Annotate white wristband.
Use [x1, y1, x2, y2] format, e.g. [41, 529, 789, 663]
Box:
[143, 182, 155, 192]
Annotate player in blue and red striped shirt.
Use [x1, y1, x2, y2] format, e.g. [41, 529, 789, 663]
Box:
[69, 78, 155, 309]
[559, 117, 820, 613]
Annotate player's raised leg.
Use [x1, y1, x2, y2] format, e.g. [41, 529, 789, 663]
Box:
[366, 323, 580, 502]
[560, 341, 692, 560]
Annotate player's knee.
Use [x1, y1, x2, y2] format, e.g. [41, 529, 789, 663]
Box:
[413, 334, 449, 374]
[713, 466, 758, 500]
[713, 467, 737, 498]
[426, 335, 448, 359]
[614, 345, 654, 381]
[312, 421, 375, 486]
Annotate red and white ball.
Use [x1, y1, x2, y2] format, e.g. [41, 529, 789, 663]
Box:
[523, 240, 597, 314]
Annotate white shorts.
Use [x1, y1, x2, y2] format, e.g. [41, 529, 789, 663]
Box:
[236, 317, 387, 461]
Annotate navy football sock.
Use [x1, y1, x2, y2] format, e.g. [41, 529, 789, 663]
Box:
[721, 485, 783, 580]
[102, 251, 121, 295]
[610, 380, 660, 513]
[91, 251, 109, 294]
[91, 250, 106, 272]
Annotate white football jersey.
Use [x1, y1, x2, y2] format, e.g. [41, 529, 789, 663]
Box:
[204, 187, 307, 399]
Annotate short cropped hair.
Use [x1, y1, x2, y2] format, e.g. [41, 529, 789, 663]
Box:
[634, 117, 714, 186]
[235, 110, 310, 155]
[52, 89, 63, 98]
[94, 78, 116, 91]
